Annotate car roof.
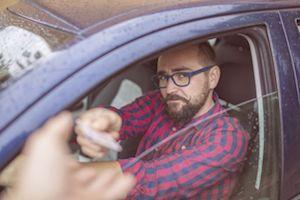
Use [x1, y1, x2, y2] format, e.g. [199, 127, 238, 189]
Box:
[8, 0, 300, 36]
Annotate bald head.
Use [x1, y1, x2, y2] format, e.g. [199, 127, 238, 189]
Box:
[158, 42, 216, 69]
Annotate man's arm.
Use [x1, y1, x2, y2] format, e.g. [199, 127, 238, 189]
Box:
[76, 91, 161, 158]
[111, 90, 162, 140]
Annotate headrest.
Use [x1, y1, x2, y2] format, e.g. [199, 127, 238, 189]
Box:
[214, 36, 256, 105]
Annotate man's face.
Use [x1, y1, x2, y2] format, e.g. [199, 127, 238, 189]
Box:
[157, 45, 213, 123]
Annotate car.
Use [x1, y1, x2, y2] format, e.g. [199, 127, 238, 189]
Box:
[0, 0, 299, 199]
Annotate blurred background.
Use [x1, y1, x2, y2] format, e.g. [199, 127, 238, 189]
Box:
[0, 0, 18, 10]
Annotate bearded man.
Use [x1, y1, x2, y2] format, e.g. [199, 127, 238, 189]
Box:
[75, 42, 249, 199]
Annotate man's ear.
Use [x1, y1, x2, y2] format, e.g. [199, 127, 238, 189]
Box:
[208, 65, 220, 90]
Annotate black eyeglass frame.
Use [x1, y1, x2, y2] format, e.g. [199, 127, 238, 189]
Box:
[151, 64, 215, 89]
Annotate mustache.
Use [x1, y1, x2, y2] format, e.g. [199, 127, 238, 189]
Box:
[164, 94, 190, 103]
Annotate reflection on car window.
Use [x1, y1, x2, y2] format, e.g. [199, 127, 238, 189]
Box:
[0, 26, 52, 89]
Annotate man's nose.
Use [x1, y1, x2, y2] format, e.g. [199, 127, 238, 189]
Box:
[165, 77, 178, 93]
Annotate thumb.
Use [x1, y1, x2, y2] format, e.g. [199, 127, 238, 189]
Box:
[23, 111, 74, 155]
[37, 111, 74, 142]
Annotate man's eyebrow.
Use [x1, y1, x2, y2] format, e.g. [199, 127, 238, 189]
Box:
[157, 66, 192, 74]
[171, 67, 192, 72]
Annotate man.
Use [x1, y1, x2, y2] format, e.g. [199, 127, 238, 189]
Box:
[76, 42, 249, 199]
[0, 112, 135, 200]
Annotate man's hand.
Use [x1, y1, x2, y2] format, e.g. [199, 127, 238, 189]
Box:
[75, 108, 122, 158]
[2, 112, 134, 200]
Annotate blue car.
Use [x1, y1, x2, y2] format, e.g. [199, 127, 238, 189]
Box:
[0, 0, 299, 199]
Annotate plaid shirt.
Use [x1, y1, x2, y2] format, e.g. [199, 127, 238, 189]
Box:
[114, 90, 249, 200]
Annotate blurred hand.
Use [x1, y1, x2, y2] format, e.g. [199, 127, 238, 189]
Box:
[2, 112, 134, 200]
[75, 108, 122, 158]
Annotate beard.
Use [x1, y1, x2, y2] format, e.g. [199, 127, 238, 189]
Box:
[163, 83, 210, 124]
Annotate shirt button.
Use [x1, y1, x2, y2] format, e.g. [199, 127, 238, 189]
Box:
[172, 127, 177, 131]
[181, 145, 186, 150]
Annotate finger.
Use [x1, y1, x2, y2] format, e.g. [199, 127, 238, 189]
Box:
[77, 135, 103, 152]
[37, 111, 73, 142]
[90, 117, 111, 132]
[111, 131, 120, 140]
[81, 147, 105, 159]
[23, 112, 72, 156]
[78, 108, 103, 125]
[81, 108, 121, 132]
[74, 126, 83, 136]
[103, 111, 122, 132]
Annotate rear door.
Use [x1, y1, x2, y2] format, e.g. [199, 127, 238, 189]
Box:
[279, 8, 300, 200]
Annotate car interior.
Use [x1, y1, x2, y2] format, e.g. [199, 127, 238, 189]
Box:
[70, 30, 281, 199]
[68, 34, 264, 199]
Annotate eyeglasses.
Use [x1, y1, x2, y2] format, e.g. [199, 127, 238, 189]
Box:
[151, 65, 214, 89]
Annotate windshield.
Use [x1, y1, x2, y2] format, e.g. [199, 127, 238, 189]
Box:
[0, 26, 52, 89]
[0, 2, 80, 90]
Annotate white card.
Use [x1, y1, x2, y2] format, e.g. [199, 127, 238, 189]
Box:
[76, 121, 122, 152]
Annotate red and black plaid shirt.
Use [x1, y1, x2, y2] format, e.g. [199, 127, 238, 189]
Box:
[114, 90, 249, 199]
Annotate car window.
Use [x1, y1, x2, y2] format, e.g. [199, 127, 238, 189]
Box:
[72, 32, 280, 199]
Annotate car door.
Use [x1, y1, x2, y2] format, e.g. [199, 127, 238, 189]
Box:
[279, 8, 300, 200]
[0, 4, 298, 200]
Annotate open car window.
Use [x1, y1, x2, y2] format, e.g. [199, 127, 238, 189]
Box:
[70, 32, 281, 199]
[0, 25, 282, 199]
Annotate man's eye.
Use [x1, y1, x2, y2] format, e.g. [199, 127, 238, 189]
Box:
[175, 73, 188, 79]
[158, 75, 168, 81]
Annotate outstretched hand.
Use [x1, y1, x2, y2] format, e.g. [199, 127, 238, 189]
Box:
[2, 112, 135, 200]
